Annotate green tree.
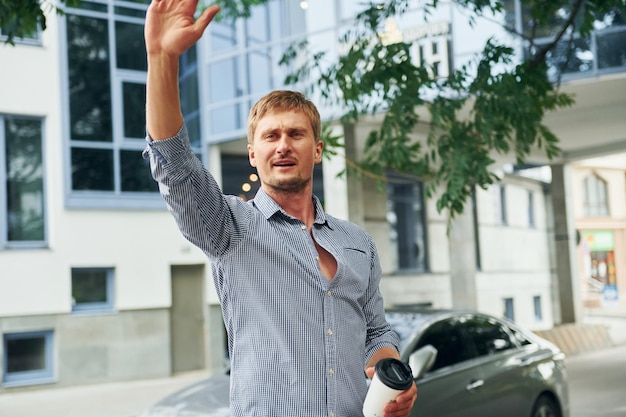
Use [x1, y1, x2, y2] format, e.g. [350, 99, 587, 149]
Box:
[279, 0, 625, 220]
[3, 0, 624, 220]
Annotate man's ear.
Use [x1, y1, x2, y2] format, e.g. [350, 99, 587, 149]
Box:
[315, 140, 324, 164]
[248, 144, 256, 167]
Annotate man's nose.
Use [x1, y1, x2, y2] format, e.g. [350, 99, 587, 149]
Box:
[276, 135, 291, 153]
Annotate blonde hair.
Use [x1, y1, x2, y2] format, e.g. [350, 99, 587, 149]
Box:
[247, 90, 321, 144]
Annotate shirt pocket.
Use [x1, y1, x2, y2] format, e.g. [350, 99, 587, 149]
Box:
[343, 247, 370, 278]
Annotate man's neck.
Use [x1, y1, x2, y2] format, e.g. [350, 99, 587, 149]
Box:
[265, 186, 316, 228]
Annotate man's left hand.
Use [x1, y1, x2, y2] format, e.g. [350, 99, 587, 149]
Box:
[365, 367, 418, 417]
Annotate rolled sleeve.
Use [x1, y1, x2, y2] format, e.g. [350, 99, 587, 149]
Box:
[142, 124, 202, 185]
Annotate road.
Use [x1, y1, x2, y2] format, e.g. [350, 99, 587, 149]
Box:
[567, 343, 626, 417]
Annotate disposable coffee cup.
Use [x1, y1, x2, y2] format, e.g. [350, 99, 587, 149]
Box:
[363, 358, 413, 417]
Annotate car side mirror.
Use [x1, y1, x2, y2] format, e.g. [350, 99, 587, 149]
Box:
[408, 345, 438, 379]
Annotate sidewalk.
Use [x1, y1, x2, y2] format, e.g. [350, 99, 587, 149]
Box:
[582, 307, 626, 346]
[0, 370, 209, 417]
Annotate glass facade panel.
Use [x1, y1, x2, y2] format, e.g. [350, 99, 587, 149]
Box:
[186, 115, 201, 148]
[122, 81, 146, 139]
[211, 105, 242, 134]
[210, 58, 243, 102]
[211, 22, 237, 51]
[67, 15, 113, 142]
[66, 1, 174, 200]
[115, 20, 147, 71]
[596, 29, 626, 70]
[4, 118, 44, 242]
[246, 5, 270, 45]
[247, 51, 273, 94]
[121, 150, 157, 192]
[180, 45, 201, 148]
[71, 148, 114, 191]
[545, 37, 594, 77]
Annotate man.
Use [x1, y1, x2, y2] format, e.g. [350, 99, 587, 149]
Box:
[143, 1, 418, 416]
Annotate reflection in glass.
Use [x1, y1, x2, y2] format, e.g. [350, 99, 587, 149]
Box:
[5, 118, 44, 241]
[71, 148, 114, 191]
[597, 29, 626, 70]
[6, 337, 46, 373]
[121, 150, 157, 192]
[210, 57, 243, 102]
[248, 50, 273, 94]
[187, 115, 201, 148]
[67, 15, 113, 142]
[211, 21, 237, 52]
[387, 179, 427, 272]
[246, 4, 269, 45]
[211, 104, 241, 134]
[72, 268, 108, 304]
[123, 82, 146, 138]
[539, 37, 593, 80]
[115, 21, 147, 71]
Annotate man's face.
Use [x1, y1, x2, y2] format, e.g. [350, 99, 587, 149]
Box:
[248, 110, 323, 195]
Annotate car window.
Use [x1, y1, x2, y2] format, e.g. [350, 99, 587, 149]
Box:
[416, 318, 474, 372]
[461, 316, 515, 357]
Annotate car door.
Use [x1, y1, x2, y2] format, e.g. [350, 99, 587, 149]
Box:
[408, 317, 489, 417]
[457, 315, 532, 417]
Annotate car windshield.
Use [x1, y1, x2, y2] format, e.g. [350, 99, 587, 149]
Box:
[385, 311, 432, 352]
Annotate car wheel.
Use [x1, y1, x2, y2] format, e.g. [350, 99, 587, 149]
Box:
[530, 395, 561, 417]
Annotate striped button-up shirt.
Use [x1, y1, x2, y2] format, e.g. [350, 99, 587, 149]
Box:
[144, 125, 399, 417]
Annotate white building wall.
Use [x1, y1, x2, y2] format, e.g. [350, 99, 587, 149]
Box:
[0, 7, 215, 389]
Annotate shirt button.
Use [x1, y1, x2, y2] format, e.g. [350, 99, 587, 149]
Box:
[329, 368, 334, 376]
[300, 225, 306, 230]
[327, 328, 333, 336]
[330, 413, 335, 417]
[327, 290, 332, 297]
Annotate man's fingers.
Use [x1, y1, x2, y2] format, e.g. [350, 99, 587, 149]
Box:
[195, 5, 221, 32]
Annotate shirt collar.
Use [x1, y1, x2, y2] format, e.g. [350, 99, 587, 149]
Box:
[252, 187, 331, 228]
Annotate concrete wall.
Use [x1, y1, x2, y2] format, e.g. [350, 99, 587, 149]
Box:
[0, 309, 170, 392]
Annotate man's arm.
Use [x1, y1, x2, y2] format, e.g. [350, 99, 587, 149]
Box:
[144, 0, 219, 140]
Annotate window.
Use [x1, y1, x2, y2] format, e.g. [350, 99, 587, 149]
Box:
[65, 1, 199, 207]
[471, 188, 482, 270]
[206, 1, 297, 142]
[492, 184, 507, 225]
[71, 267, 115, 313]
[1, 116, 46, 248]
[387, 177, 428, 272]
[528, 190, 535, 228]
[3, 330, 54, 386]
[499, 185, 507, 225]
[0, 27, 41, 45]
[505, 0, 626, 81]
[583, 173, 609, 217]
[417, 319, 473, 372]
[463, 315, 514, 356]
[533, 295, 543, 322]
[504, 297, 515, 321]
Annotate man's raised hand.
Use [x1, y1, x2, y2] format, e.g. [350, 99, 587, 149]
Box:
[145, 0, 220, 57]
